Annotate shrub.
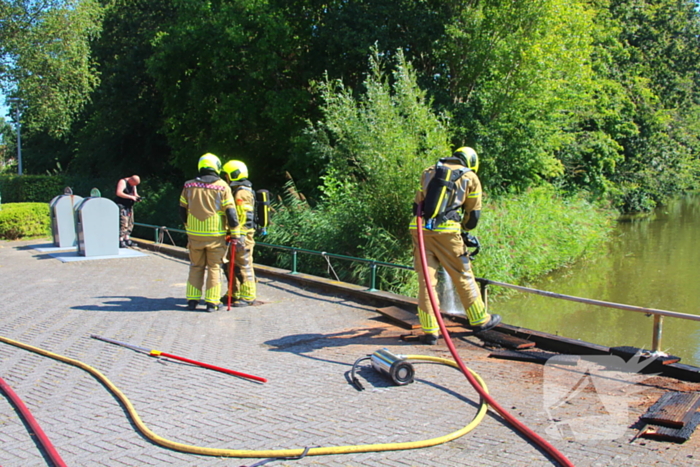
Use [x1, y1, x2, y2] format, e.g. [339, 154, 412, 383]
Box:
[0, 175, 66, 203]
[0, 203, 51, 239]
[263, 184, 616, 299]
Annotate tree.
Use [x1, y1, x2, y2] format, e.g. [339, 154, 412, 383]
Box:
[0, 0, 103, 136]
[288, 48, 450, 247]
[432, 0, 603, 194]
[67, 0, 175, 178]
[605, 0, 700, 211]
[147, 0, 312, 184]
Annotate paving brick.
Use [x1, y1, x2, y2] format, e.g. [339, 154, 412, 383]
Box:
[2, 238, 700, 466]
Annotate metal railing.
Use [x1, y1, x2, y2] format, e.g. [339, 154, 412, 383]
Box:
[133, 223, 412, 291]
[478, 279, 700, 353]
[134, 222, 694, 352]
[134, 222, 186, 246]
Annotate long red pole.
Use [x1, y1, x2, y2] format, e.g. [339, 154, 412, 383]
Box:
[227, 240, 236, 310]
[0, 377, 68, 467]
[91, 335, 267, 383]
[151, 350, 267, 383]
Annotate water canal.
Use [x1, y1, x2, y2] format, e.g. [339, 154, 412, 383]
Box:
[483, 194, 700, 366]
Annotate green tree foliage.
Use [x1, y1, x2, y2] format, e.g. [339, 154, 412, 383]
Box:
[0, 0, 103, 136]
[0, 174, 65, 202]
[67, 0, 175, 178]
[296, 0, 448, 91]
[14, 0, 700, 219]
[432, 0, 604, 194]
[146, 0, 311, 184]
[267, 49, 450, 287]
[604, 0, 700, 212]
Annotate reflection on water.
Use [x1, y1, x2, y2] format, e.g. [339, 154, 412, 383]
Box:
[491, 195, 700, 366]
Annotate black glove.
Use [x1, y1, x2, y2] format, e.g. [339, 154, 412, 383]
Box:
[462, 232, 480, 248]
[461, 232, 480, 258]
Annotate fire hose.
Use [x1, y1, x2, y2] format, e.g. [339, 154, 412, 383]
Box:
[0, 376, 67, 467]
[0, 334, 489, 459]
[414, 206, 575, 467]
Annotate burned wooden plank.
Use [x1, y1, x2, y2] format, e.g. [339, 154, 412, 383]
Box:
[375, 306, 463, 330]
[638, 412, 700, 443]
[610, 346, 680, 365]
[489, 349, 579, 366]
[640, 391, 700, 428]
[442, 314, 470, 328]
[477, 330, 536, 349]
[375, 306, 421, 330]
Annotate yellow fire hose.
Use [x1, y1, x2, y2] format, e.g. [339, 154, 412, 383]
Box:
[1, 335, 489, 458]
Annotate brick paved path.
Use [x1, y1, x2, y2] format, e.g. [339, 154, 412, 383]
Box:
[2, 239, 700, 466]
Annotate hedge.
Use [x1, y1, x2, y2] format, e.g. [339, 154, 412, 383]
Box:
[0, 175, 66, 203]
[0, 202, 51, 239]
[0, 174, 115, 204]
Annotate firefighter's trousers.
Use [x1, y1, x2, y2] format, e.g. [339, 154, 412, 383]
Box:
[411, 229, 489, 333]
[186, 236, 227, 305]
[223, 231, 256, 302]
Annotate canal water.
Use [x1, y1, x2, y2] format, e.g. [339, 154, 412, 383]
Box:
[446, 195, 700, 366]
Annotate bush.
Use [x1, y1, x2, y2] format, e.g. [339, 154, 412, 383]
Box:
[0, 174, 118, 204]
[478, 187, 617, 290]
[262, 184, 616, 299]
[263, 50, 618, 297]
[0, 175, 67, 203]
[0, 203, 51, 240]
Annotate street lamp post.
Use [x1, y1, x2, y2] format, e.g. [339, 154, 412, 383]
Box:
[7, 97, 22, 175]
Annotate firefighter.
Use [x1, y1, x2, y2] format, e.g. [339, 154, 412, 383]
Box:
[179, 154, 239, 312]
[221, 160, 257, 307]
[409, 147, 501, 344]
[114, 175, 141, 248]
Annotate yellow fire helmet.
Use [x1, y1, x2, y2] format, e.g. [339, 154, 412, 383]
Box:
[198, 153, 222, 173]
[453, 147, 479, 173]
[222, 160, 249, 181]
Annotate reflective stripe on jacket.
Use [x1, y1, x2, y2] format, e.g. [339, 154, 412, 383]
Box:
[180, 178, 236, 237]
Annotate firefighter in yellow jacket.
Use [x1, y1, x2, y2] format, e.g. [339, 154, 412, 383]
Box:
[409, 147, 501, 344]
[179, 154, 240, 312]
[221, 160, 257, 307]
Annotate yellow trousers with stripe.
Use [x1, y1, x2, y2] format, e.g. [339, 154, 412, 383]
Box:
[411, 229, 489, 333]
[186, 236, 227, 304]
[223, 231, 256, 302]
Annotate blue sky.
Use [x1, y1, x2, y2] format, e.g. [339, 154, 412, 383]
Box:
[1, 91, 8, 122]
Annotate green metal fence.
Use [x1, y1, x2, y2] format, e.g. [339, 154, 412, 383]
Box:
[134, 222, 412, 291]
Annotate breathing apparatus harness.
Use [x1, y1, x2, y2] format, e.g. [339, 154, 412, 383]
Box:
[419, 158, 470, 230]
[229, 182, 272, 237]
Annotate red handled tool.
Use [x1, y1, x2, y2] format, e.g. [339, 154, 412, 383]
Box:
[91, 335, 267, 383]
[227, 237, 236, 310]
